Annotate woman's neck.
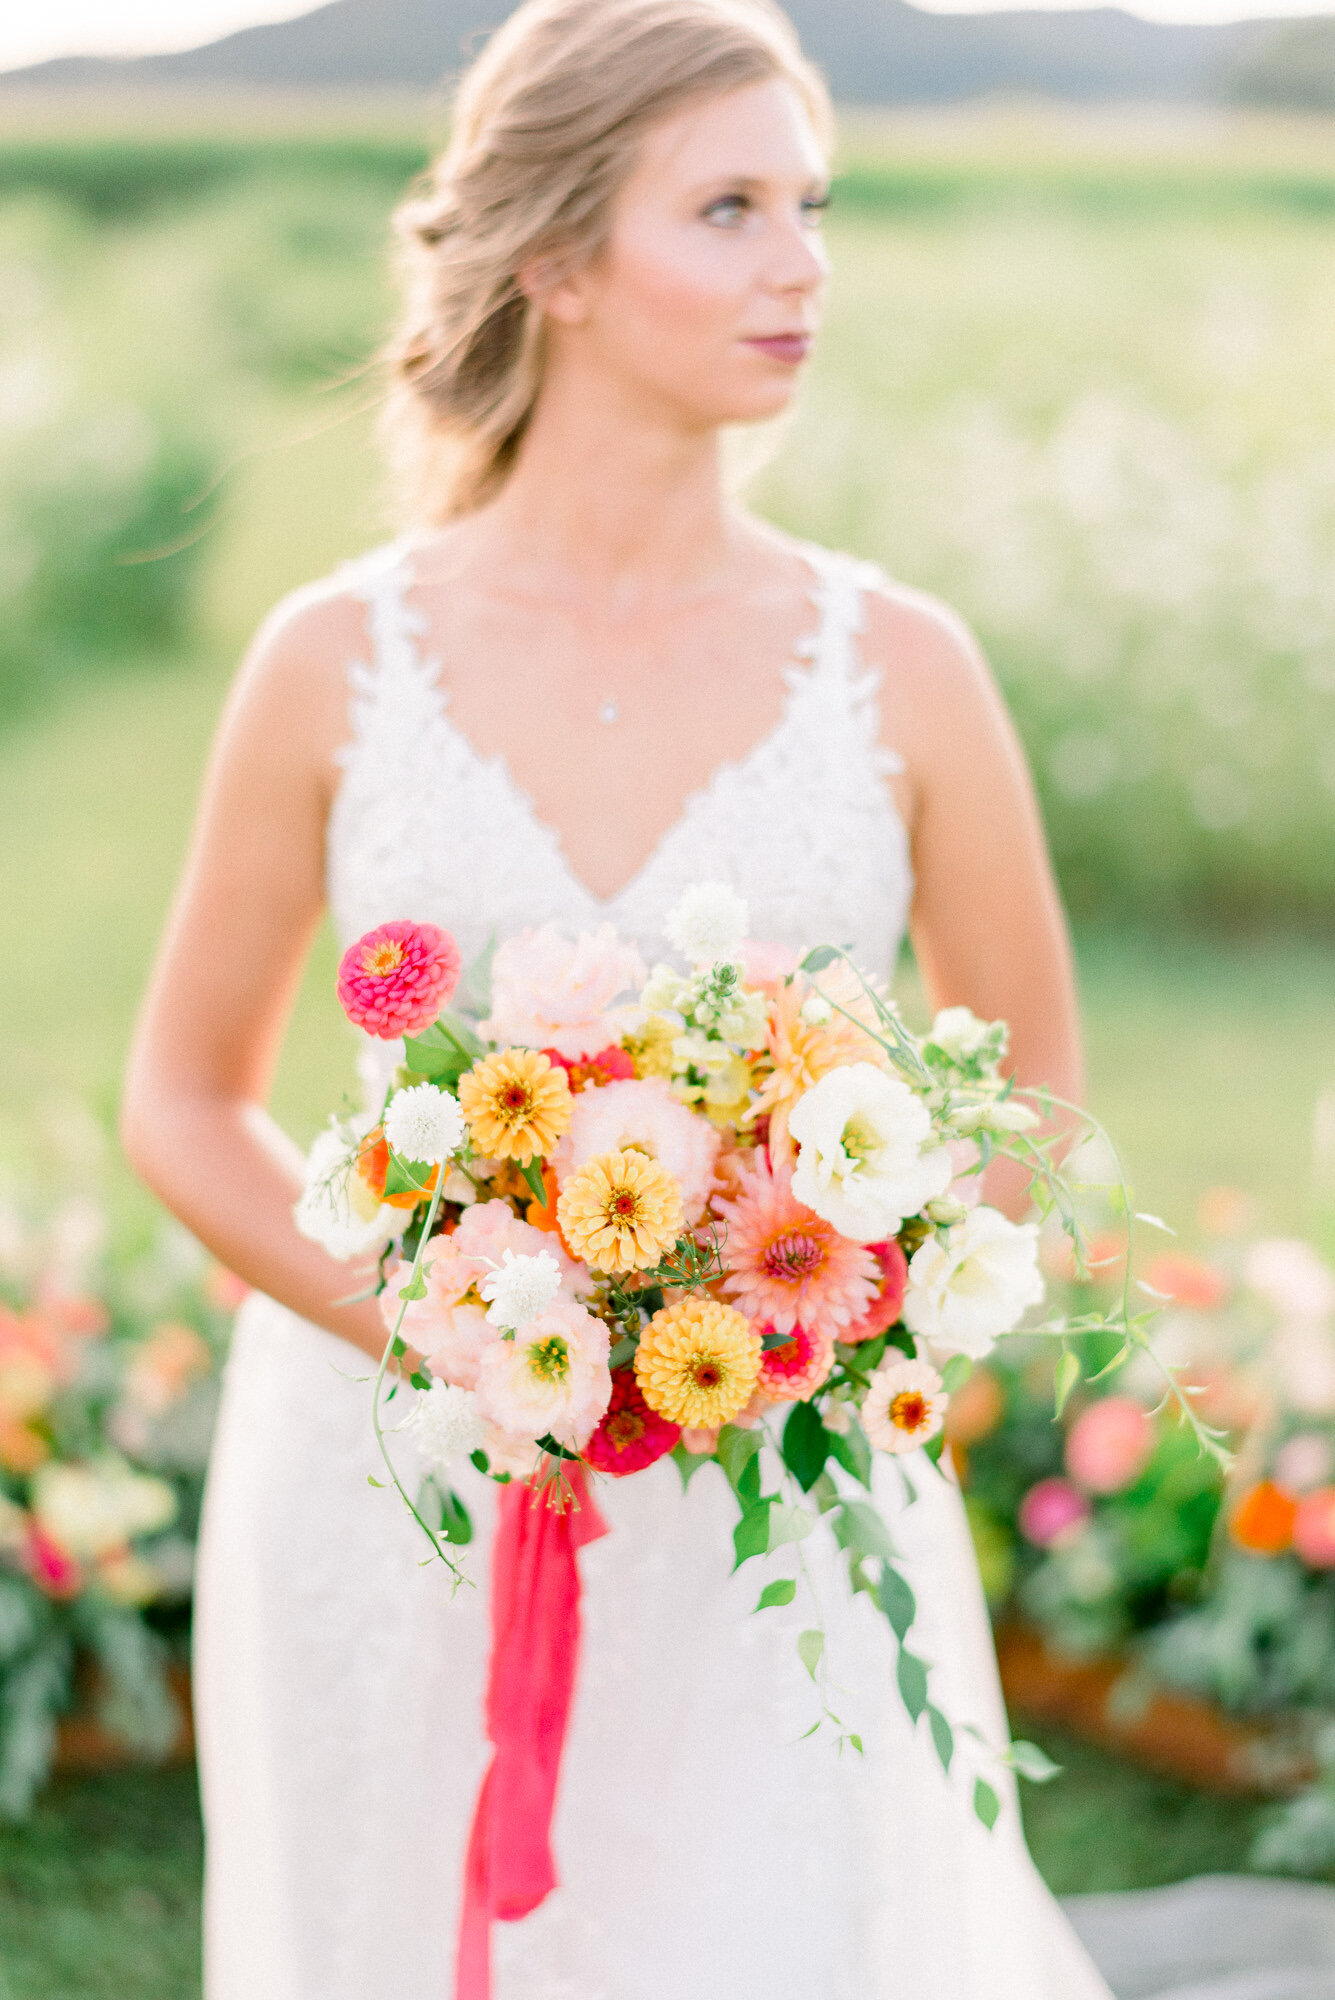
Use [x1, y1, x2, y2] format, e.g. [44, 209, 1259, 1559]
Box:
[449, 367, 749, 609]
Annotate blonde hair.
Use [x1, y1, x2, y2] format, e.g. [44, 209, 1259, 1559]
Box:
[383, 0, 830, 524]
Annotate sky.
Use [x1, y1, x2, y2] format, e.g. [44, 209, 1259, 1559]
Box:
[0, 0, 1331, 71]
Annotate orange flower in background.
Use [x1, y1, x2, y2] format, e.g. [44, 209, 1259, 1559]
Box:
[557, 1149, 683, 1274]
[1144, 1254, 1229, 1313]
[1230, 1480, 1297, 1555]
[356, 1125, 441, 1211]
[123, 1323, 214, 1418]
[944, 1366, 1005, 1449]
[459, 1049, 572, 1164]
[0, 1417, 50, 1476]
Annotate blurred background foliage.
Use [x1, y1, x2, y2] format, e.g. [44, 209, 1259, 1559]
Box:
[0, 101, 1333, 1235]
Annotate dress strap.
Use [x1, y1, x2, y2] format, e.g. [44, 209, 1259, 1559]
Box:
[794, 545, 906, 776]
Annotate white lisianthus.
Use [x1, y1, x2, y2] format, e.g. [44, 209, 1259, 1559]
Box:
[295, 1123, 398, 1262]
[665, 882, 748, 967]
[479, 1249, 563, 1332]
[862, 1357, 948, 1455]
[384, 1082, 465, 1166]
[402, 1381, 488, 1473]
[788, 1063, 954, 1243]
[903, 1205, 1045, 1358]
[927, 1006, 997, 1065]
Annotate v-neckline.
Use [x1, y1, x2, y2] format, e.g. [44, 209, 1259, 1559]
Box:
[392, 541, 836, 916]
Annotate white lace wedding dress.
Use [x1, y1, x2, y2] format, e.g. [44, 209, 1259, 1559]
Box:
[192, 540, 1331, 2000]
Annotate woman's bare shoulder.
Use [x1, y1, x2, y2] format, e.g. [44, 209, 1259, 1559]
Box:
[220, 553, 388, 785]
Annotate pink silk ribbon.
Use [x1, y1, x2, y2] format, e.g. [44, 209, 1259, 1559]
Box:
[456, 1464, 609, 2000]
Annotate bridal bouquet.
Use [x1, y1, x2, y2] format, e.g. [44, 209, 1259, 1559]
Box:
[297, 883, 1218, 1899]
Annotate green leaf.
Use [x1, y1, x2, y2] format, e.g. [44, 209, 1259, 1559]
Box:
[671, 1440, 714, 1490]
[897, 1648, 930, 1722]
[797, 1628, 825, 1680]
[384, 1152, 434, 1199]
[716, 1424, 764, 1496]
[973, 1778, 1001, 1831]
[536, 1433, 581, 1462]
[608, 1336, 638, 1370]
[800, 946, 841, 973]
[732, 1499, 775, 1569]
[437, 1487, 474, 1546]
[408, 1370, 432, 1392]
[927, 1705, 954, 1773]
[367, 1475, 385, 1488]
[853, 1333, 889, 1375]
[470, 1450, 491, 1476]
[1009, 1739, 1062, 1784]
[828, 1422, 873, 1489]
[941, 1353, 974, 1396]
[404, 1015, 483, 1084]
[398, 1270, 428, 1303]
[782, 1400, 830, 1492]
[834, 1499, 898, 1564]
[848, 1733, 864, 1755]
[521, 1158, 549, 1206]
[767, 1504, 816, 1552]
[391, 1336, 407, 1358]
[1054, 1346, 1082, 1418]
[877, 1563, 917, 1641]
[756, 1578, 798, 1611]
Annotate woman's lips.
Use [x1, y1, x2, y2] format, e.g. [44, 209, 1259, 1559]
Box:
[744, 334, 812, 365]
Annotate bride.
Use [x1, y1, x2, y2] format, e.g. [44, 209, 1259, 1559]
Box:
[122, 1, 1122, 1994]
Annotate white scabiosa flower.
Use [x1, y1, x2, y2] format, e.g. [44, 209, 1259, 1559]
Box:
[665, 882, 748, 967]
[903, 1205, 1045, 1358]
[788, 1063, 954, 1244]
[294, 1124, 398, 1262]
[479, 1248, 563, 1332]
[384, 1082, 465, 1165]
[402, 1381, 487, 1473]
[862, 1357, 947, 1455]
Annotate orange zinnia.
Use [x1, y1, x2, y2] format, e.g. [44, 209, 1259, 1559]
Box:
[356, 1125, 440, 1211]
[1230, 1480, 1297, 1555]
[458, 1049, 572, 1164]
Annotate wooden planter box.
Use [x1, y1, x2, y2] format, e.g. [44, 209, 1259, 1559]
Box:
[996, 1621, 1314, 1796]
[54, 1661, 194, 1775]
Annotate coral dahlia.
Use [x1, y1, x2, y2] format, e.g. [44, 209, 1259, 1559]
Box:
[756, 1322, 836, 1404]
[844, 1239, 910, 1343]
[584, 1369, 681, 1476]
[336, 921, 461, 1040]
[755, 963, 890, 1170]
[557, 1149, 683, 1274]
[635, 1297, 761, 1431]
[459, 1049, 572, 1164]
[714, 1152, 878, 1338]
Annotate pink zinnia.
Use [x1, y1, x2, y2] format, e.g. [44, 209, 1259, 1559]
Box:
[714, 1152, 878, 1337]
[585, 1369, 681, 1476]
[756, 1322, 836, 1404]
[844, 1240, 910, 1343]
[336, 921, 461, 1040]
[1018, 1478, 1090, 1548]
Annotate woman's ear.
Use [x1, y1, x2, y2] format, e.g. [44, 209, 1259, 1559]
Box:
[518, 250, 592, 328]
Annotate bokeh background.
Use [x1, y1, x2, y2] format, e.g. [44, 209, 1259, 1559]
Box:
[2, 2, 1335, 1994]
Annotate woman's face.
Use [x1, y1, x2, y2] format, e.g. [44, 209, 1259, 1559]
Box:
[539, 77, 830, 430]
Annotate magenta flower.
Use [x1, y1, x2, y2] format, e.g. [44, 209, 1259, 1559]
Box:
[1018, 1478, 1091, 1548]
[336, 921, 461, 1040]
[585, 1368, 680, 1477]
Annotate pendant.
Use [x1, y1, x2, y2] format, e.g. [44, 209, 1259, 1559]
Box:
[599, 699, 619, 726]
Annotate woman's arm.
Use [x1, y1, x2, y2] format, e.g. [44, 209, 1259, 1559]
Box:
[870, 590, 1083, 1217]
[121, 590, 404, 1366]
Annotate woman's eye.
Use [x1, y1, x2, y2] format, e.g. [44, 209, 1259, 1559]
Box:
[703, 194, 750, 227]
[801, 194, 832, 227]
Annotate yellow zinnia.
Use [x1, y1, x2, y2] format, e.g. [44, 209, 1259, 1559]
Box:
[458, 1048, 572, 1164]
[635, 1297, 761, 1430]
[557, 1149, 683, 1274]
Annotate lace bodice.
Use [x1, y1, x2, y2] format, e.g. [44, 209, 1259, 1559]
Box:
[326, 537, 913, 985]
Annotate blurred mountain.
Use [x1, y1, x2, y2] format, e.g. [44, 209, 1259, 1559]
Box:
[0, 0, 1325, 107]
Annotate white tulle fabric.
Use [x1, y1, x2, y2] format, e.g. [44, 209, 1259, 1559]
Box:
[194, 539, 1117, 2000]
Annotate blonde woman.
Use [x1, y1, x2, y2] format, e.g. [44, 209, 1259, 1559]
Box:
[124, 2, 1111, 1995]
